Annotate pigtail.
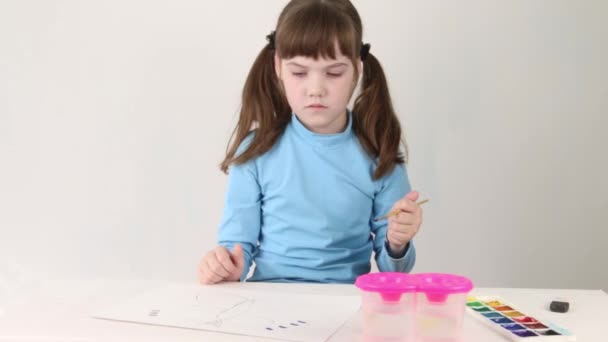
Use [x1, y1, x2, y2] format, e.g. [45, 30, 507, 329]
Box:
[352, 52, 407, 179]
[220, 44, 291, 173]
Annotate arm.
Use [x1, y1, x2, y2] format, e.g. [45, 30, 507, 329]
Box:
[216, 156, 262, 281]
[371, 164, 416, 273]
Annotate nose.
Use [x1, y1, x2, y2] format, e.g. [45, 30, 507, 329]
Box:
[307, 74, 326, 98]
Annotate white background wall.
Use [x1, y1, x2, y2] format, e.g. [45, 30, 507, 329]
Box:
[1, 1, 606, 291]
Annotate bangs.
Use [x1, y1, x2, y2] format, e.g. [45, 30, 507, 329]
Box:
[276, 3, 358, 60]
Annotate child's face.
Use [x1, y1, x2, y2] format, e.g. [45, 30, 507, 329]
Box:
[276, 52, 359, 134]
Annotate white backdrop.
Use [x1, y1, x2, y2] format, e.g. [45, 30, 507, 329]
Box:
[1, 1, 607, 292]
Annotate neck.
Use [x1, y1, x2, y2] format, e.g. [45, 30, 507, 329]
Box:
[307, 110, 349, 134]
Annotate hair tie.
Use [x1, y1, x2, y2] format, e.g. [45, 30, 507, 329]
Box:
[360, 43, 371, 61]
[266, 31, 276, 50]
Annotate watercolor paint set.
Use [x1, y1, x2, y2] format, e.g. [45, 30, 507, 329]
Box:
[466, 296, 576, 341]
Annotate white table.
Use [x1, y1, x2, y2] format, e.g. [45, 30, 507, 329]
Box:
[0, 277, 605, 341]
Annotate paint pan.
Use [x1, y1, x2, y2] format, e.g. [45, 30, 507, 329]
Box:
[466, 296, 576, 341]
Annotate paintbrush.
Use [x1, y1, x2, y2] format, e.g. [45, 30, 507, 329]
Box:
[373, 199, 429, 222]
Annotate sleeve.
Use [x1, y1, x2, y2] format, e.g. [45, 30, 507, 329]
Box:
[370, 163, 416, 273]
[217, 135, 262, 281]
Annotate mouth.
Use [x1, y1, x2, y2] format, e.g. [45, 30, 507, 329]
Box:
[307, 104, 327, 109]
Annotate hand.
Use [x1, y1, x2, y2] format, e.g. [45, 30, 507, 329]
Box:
[386, 191, 423, 254]
[198, 244, 245, 285]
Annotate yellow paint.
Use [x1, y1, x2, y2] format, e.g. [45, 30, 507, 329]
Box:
[503, 311, 525, 317]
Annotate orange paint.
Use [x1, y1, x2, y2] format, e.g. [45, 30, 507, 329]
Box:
[494, 306, 514, 311]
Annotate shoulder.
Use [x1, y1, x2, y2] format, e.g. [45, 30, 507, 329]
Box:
[232, 129, 288, 171]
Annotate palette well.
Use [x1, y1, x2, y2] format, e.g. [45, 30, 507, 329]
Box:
[467, 296, 576, 341]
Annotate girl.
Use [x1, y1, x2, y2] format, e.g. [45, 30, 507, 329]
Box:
[199, 0, 423, 284]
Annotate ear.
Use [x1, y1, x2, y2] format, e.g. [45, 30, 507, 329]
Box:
[274, 52, 282, 80]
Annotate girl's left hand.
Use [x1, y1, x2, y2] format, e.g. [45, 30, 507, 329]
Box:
[386, 191, 423, 254]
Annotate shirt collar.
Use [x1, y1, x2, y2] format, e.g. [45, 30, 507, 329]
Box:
[290, 110, 353, 148]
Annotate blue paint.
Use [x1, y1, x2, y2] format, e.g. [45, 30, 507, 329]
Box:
[501, 323, 526, 331]
[489, 317, 514, 324]
[482, 312, 503, 318]
[512, 330, 537, 337]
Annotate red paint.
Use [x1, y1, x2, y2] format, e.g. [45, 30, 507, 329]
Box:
[513, 316, 539, 323]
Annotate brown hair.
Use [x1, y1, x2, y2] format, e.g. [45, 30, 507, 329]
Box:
[220, 0, 407, 179]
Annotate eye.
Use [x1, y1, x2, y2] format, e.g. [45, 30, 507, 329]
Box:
[327, 72, 343, 78]
[292, 72, 307, 77]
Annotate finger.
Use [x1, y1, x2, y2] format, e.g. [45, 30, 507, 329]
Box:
[204, 258, 228, 282]
[198, 257, 206, 276]
[387, 229, 414, 246]
[405, 191, 419, 202]
[198, 264, 207, 284]
[390, 226, 418, 240]
[227, 244, 246, 281]
[389, 221, 420, 236]
[198, 257, 213, 284]
[199, 265, 221, 285]
[391, 226, 418, 236]
[207, 254, 231, 278]
[389, 224, 417, 237]
[205, 268, 224, 284]
[215, 247, 238, 274]
[231, 244, 245, 271]
[393, 198, 418, 213]
[390, 212, 418, 225]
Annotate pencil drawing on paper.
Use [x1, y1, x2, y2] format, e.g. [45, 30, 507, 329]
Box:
[194, 290, 276, 328]
[92, 284, 361, 342]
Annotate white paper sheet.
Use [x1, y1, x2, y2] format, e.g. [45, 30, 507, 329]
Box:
[92, 283, 361, 342]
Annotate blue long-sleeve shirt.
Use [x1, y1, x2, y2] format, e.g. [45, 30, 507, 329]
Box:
[217, 112, 415, 283]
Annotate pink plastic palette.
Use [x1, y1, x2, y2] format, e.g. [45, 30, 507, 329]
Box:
[467, 296, 576, 341]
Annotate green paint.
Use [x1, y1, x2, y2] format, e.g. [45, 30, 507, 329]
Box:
[472, 306, 492, 312]
[466, 301, 484, 307]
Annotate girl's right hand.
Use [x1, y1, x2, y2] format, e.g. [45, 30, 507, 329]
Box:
[198, 244, 245, 285]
